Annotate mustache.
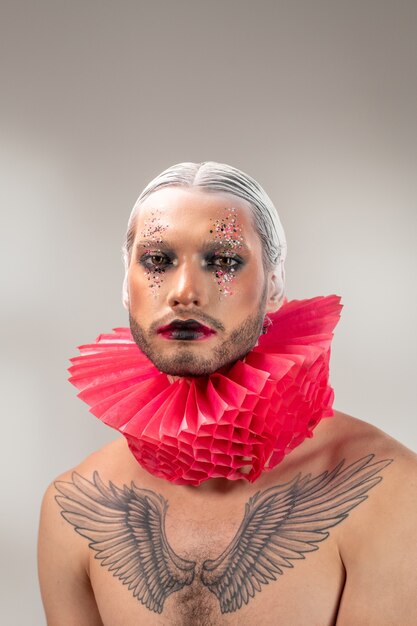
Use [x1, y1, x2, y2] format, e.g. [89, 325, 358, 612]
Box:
[149, 310, 225, 333]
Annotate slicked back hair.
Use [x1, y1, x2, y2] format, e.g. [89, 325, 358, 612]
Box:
[122, 161, 287, 307]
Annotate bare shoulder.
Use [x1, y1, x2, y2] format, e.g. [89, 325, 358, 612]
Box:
[49, 436, 145, 486]
[41, 437, 148, 527]
[38, 437, 140, 625]
[331, 412, 417, 625]
[277, 409, 417, 494]
[326, 411, 417, 512]
[63, 436, 136, 476]
[39, 436, 145, 561]
[332, 410, 417, 479]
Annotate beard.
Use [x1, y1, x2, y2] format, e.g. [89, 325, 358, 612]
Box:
[129, 285, 268, 378]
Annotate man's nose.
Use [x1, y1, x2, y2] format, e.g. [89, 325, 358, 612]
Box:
[167, 262, 208, 309]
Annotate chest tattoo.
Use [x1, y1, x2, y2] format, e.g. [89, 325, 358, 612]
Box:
[54, 453, 392, 614]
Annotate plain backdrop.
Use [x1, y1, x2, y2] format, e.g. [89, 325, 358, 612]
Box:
[1, 1, 416, 623]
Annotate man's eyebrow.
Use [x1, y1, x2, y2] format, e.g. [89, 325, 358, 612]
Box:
[200, 240, 250, 255]
[135, 239, 250, 254]
[135, 239, 173, 251]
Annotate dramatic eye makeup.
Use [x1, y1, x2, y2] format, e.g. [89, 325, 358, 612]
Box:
[208, 207, 245, 297]
[135, 206, 248, 297]
[137, 211, 169, 294]
[209, 206, 244, 249]
[137, 248, 244, 273]
[207, 253, 243, 270]
[140, 251, 172, 271]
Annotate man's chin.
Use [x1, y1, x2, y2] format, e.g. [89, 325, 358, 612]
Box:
[147, 352, 225, 378]
[130, 336, 261, 377]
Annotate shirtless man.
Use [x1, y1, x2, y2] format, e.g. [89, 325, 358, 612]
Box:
[38, 162, 417, 625]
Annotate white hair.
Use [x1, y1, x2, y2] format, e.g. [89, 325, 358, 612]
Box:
[122, 161, 287, 307]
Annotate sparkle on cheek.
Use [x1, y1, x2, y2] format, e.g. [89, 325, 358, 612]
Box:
[145, 266, 165, 294]
[215, 267, 236, 296]
[209, 207, 243, 298]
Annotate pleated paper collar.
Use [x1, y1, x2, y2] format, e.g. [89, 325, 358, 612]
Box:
[69, 295, 342, 485]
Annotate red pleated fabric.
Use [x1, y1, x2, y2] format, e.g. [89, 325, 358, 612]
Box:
[69, 295, 343, 485]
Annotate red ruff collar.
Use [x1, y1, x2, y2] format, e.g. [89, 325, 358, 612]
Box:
[69, 295, 342, 485]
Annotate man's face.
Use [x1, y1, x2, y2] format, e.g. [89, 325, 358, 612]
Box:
[127, 186, 279, 377]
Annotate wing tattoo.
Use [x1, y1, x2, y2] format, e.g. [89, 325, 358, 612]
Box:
[201, 454, 392, 613]
[54, 472, 196, 613]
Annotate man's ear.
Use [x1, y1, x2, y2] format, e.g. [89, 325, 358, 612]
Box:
[122, 271, 130, 310]
[265, 264, 285, 313]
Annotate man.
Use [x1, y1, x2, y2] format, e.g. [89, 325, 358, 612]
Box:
[38, 162, 417, 625]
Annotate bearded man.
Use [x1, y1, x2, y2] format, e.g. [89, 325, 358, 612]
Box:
[38, 162, 417, 625]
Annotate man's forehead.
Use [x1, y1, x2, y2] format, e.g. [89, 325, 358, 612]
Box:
[135, 187, 255, 231]
[138, 186, 250, 214]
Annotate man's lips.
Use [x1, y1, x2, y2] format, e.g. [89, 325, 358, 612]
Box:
[157, 319, 217, 341]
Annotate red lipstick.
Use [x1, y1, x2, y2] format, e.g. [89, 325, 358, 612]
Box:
[157, 319, 216, 341]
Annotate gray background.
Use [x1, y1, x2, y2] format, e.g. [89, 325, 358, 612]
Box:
[1, 1, 416, 623]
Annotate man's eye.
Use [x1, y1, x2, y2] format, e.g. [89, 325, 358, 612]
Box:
[210, 255, 242, 270]
[141, 253, 171, 270]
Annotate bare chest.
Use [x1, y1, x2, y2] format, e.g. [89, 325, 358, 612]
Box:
[54, 426, 393, 625]
[89, 518, 345, 626]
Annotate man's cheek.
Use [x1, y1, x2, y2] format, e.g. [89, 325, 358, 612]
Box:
[127, 279, 146, 310]
[213, 267, 237, 297]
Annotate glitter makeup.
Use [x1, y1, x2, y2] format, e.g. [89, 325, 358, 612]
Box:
[209, 207, 244, 297]
[140, 209, 168, 243]
[139, 210, 169, 295]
